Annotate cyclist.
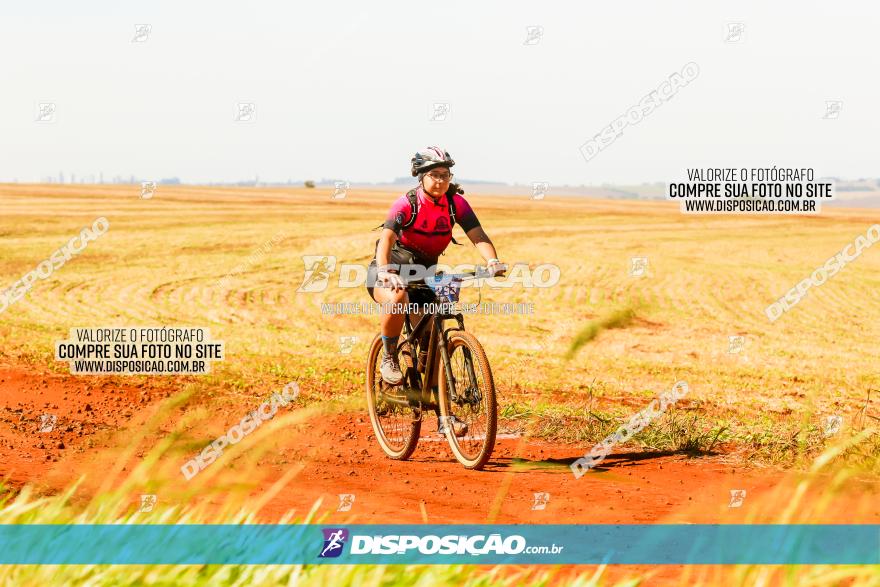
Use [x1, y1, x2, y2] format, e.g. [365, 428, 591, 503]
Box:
[367, 147, 505, 434]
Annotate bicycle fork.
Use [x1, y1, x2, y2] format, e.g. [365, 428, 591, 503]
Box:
[430, 314, 482, 406]
[433, 315, 458, 404]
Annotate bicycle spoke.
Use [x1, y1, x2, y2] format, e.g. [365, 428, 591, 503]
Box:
[446, 342, 490, 457]
[370, 350, 417, 451]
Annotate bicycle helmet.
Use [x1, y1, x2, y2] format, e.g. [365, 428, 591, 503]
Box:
[411, 146, 455, 177]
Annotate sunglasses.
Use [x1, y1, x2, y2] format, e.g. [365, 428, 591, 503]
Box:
[426, 172, 453, 182]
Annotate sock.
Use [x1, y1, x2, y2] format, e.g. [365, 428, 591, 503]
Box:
[381, 335, 398, 356]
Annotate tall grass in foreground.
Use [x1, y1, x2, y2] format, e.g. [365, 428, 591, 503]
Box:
[1, 392, 879, 586]
[1, 459, 878, 586]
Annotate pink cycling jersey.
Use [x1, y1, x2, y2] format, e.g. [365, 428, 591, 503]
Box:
[382, 186, 481, 261]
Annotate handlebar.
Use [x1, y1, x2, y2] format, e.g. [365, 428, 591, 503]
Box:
[375, 265, 508, 291]
[401, 264, 508, 288]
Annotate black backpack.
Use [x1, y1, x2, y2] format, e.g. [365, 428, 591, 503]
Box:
[374, 183, 464, 245]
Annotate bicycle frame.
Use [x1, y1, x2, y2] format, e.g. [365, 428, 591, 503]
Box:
[407, 272, 492, 400]
[381, 268, 500, 410]
[400, 302, 465, 407]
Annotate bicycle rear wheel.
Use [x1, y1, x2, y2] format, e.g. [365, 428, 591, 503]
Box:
[438, 330, 497, 470]
[365, 334, 421, 460]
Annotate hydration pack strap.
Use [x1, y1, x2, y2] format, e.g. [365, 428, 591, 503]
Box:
[374, 185, 464, 246]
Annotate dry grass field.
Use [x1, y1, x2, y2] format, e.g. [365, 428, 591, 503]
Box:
[1, 183, 879, 585]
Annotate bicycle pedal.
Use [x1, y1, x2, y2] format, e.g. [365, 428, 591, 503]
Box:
[380, 384, 406, 400]
[401, 386, 423, 402]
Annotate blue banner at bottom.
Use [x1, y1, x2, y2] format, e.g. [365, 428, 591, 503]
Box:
[0, 524, 876, 565]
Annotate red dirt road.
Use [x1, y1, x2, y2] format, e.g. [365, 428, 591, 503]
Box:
[0, 365, 174, 490]
[2, 364, 878, 529]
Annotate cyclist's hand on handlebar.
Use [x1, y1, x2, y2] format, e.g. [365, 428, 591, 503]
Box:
[377, 270, 405, 292]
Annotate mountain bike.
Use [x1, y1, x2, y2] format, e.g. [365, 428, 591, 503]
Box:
[365, 268, 502, 470]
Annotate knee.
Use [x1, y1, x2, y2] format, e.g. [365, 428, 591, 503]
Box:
[378, 289, 407, 314]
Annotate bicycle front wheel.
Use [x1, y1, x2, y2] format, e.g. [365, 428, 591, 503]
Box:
[365, 334, 421, 460]
[438, 330, 497, 470]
